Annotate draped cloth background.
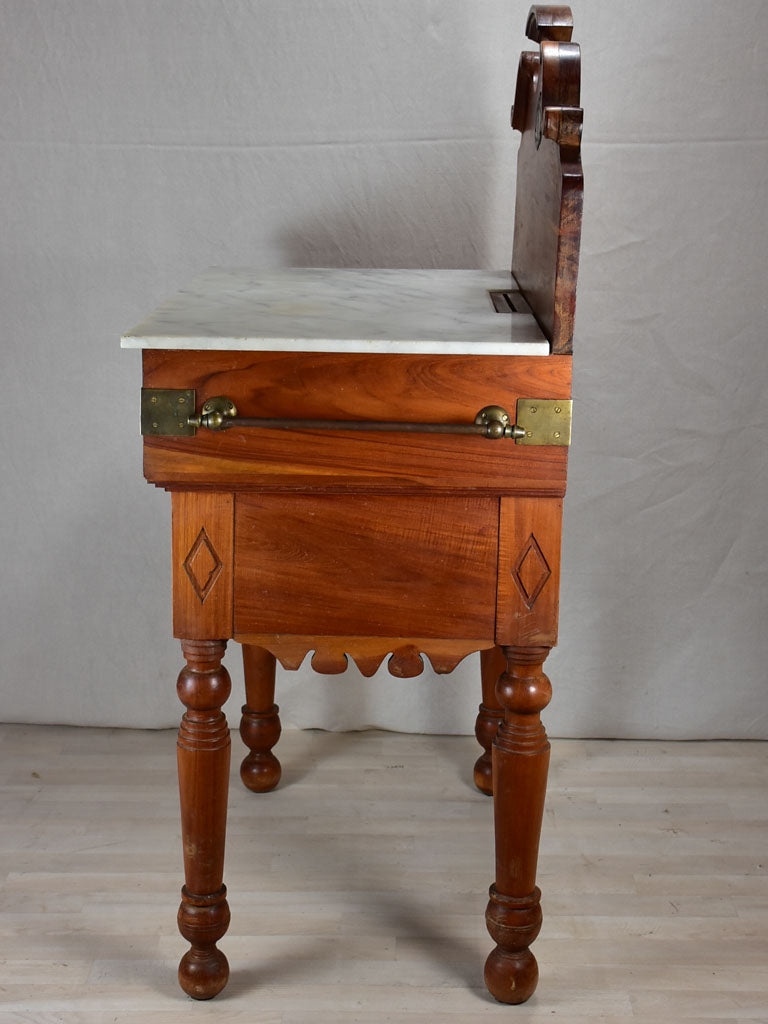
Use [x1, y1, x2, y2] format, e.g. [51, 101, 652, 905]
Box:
[1, 1, 766, 737]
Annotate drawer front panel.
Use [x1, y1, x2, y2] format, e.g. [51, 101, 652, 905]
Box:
[233, 494, 498, 639]
[142, 351, 571, 495]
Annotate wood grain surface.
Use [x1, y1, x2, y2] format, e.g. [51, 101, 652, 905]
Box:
[171, 491, 234, 639]
[495, 496, 562, 646]
[175, 639, 232, 999]
[510, 31, 582, 354]
[486, 645, 553, 1003]
[233, 494, 499, 639]
[143, 351, 571, 494]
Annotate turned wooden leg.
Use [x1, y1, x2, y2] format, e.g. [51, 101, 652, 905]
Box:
[239, 645, 282, 793]
[485, 645, 552, 1005]
[474, 646, 506, 795]
[176, 639, 232, 1000]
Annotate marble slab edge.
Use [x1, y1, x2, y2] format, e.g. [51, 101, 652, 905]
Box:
[120, 334, 551, 356]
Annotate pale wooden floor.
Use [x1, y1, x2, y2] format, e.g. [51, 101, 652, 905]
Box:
[0, 725, 766, 1023]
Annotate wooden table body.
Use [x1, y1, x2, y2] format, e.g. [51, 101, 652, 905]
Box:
[129, 4, 584, 1002]
[143, 346, 570, 1003]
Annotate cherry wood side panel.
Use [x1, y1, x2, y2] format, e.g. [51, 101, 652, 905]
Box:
[511, 36, 582, 354]
[233, 494, 499, 640]
[172, 491, 234, 639]
[495, 496, 562, 646]
[143, 351, 571, 495]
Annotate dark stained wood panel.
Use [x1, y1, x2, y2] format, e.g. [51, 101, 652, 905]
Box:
[525, 5, 573, 42]
[233, 494, 499, 640]
[510, 33, 583, 354]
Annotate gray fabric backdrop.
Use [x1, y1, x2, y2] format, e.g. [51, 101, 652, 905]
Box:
[2, 1, 766, 737]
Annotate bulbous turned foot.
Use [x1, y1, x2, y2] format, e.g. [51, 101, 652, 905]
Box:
[178, 946, 230, 1000]
[240, 701, 282, 793]
[177, 886, 230, 999]
[484, 885, 543, 1004]
[473, 749, 494, 796]
[240, 749, 281, 793]
[484, 946, 539, 1004]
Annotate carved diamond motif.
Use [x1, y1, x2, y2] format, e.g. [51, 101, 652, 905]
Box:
[512, 534, 551, 609]
[183, 528, 223, 604]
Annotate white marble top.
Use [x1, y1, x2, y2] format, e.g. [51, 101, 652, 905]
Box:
[121, 268, 549, 355]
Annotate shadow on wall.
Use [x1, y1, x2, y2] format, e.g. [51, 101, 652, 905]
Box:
[265, 10, 509, 731]
[0, 0, 534, 733]
[274, 20, 504, 270]
[275, 140, 497, 269]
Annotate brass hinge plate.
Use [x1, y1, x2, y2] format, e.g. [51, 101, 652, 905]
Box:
[515, 398, 572, 446]
[141, 389, 196, 436]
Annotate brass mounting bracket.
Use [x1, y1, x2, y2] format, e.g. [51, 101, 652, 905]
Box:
[514, 399, 572, 446]
[140, 389, 196, 437]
